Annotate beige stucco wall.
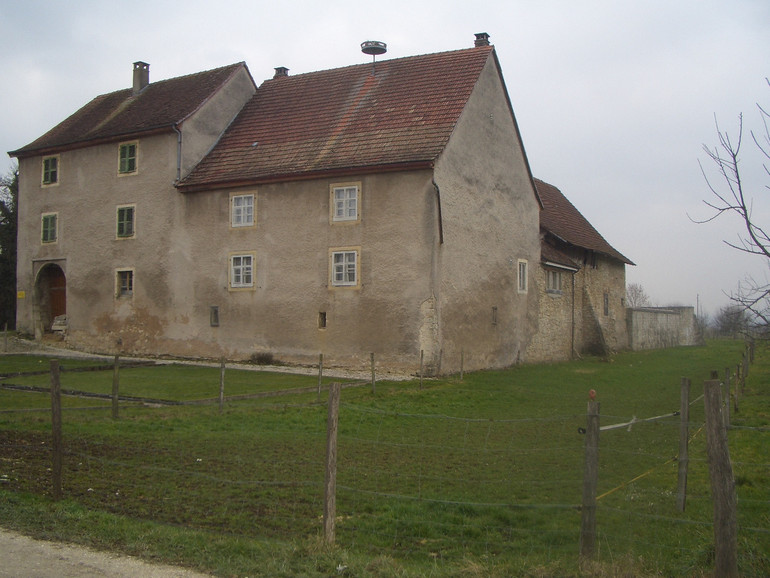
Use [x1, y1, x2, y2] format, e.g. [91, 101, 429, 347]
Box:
[179, 66, 256, 176]
[627, 306, 698, 351]
[171, 170, 438, 370]
[433, 55, 541, 372]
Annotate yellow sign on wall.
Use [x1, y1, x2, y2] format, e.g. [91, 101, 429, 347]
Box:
[17, 291, 25, 299]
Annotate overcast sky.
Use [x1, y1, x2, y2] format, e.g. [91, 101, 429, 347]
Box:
[2, 0, 768, 317]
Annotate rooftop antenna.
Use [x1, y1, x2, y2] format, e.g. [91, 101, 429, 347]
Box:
[361, 40, 387, 75]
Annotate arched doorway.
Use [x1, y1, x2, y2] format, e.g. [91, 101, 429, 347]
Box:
[35, 263, 66, 333]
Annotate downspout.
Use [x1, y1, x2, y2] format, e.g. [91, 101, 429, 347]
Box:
[431, 178, 444, 244]
[571, 273, 575, 359]
[172, 123, 182, 183]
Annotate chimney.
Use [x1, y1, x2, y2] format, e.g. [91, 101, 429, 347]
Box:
[273, 66, 289, 79]
[133, 61, 150, 95]
[474, 32, 490, 47]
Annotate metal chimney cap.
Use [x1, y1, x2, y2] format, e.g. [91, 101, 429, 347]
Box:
[361, 41, 387, 56]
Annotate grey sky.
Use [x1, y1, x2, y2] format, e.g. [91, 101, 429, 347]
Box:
[2, 0, 768, 317]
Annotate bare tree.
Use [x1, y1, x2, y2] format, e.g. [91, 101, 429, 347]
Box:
[695, 79, 770, 336]
[626, 282, 651, 308]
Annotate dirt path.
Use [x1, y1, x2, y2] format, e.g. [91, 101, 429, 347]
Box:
[0, 528, 211, 577]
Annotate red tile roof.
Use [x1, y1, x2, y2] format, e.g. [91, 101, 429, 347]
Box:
[178, 46, 495, 190]
[536, 178, 633, 265]
[10, 62, 252, 158]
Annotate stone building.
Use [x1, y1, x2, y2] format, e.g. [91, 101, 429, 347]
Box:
[527, 179, 634, 360]
[11, 34, 546, 373]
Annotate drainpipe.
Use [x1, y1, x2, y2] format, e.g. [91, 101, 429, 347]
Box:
[172, 123, 182, 182]
[571, 272, 576, 358]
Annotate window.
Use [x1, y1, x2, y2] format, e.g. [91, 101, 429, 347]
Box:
[118, 142, 137, 174]
[517, 259, 528, 293]
[231, 194, 255, 227]
[41, 213, 58, 244]
[546, 270, 563, 293]
[491, 306, 498, 326]
[331, 250, 358, 287]
[42, 156, 59, 185]
[116, 206, 135, 238]
[603, 292, 610, 316]
[230, 253, 254, 289]
[210, 306, 220, 327]
[331, 184, 360, 222]
[117, 270, 134, 297]
[318, 311, 327, 329]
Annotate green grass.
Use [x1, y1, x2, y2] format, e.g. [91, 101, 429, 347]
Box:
[0, 340, 767, 577]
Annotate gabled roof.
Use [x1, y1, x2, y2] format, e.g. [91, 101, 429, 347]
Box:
[10, 62, 253, 158]
[536, 178, 634, 265]
[178, 46, 495, 191]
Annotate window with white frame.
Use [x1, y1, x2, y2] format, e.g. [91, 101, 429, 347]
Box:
[517, 259, 528, 293]
[117, 269, 134, 297]
[331, 184, 360, 222]
[116, 205, 135, 238]
[546, 269, 563, 293]
[41, 213, 58, 244]
[231, 194, 255, 227]
[42, 156, 59, 185]
[230, 253, 255, 289]
[331, 249, 358, 287]
[118, 142, 137, 174]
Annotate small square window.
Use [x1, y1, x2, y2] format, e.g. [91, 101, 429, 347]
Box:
[517, 260, 528, 293]
[331, 250, 358, 287]
[42, 156, 59, 185]
[117, 270, 134, 297]
[41, 213, 58, 244]
[331, 185, 360, 222]
[117, 206, 135, 238]
[231, 194, 255, 227]
[119, 142, 137, 174]
[230, 253, 255, 289]
[546, 270, 563, 293]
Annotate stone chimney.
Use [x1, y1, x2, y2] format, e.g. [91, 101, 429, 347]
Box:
[133, 61, 150, 95]
[273, 66, 289, 79]
[474, 32, 490, 47]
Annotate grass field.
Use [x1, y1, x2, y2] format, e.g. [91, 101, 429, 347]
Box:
[0, 340, 768, 576]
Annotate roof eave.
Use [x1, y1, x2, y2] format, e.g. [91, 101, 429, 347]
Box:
[176, 160, 435, 193]
[9, 125, 176, 159]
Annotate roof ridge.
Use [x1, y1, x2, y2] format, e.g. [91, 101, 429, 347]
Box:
[259, 45, 493, 84]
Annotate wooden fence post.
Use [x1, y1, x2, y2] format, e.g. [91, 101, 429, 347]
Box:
[370, 352, 376, 394]
[580, 399, 600, 559]
[323, 382, 341, 545]
[317, 353, 324, 399]
[219, 357, 226, 414]
[50, 360, 63, 501]
[3, 322, 7, 352]
[676, 377, 690, 512]
[112, 355, 120, 419]
[704, 379, 738, 577]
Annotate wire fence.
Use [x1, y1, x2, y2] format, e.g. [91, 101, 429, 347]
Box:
[0, 343, 768, 575]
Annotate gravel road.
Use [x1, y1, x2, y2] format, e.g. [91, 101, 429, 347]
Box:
[0, 528, 212, 577]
